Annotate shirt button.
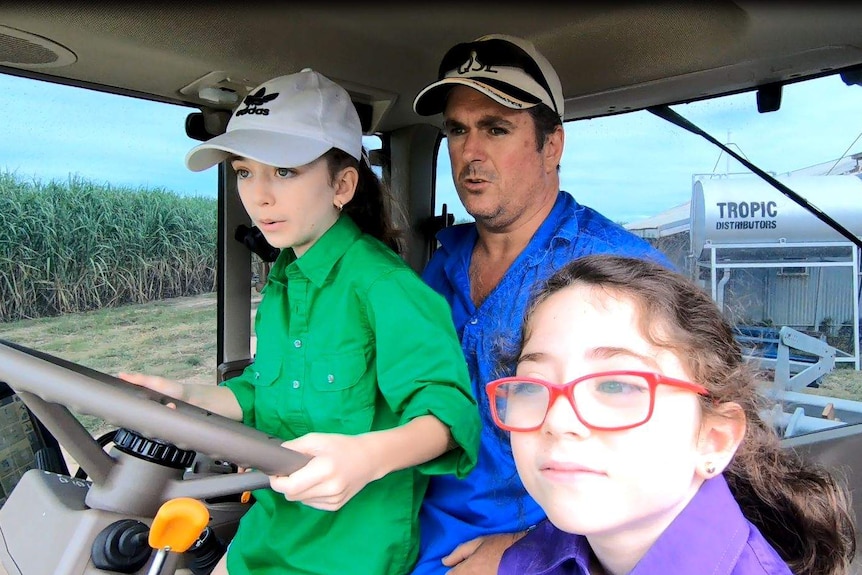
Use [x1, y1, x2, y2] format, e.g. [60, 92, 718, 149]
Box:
[292, 380, 300, 389]
[327, 374, 335, 383]
[293, 339, 302, 348]
[254, 371, 260, 380]
[469, 317, 478, 325]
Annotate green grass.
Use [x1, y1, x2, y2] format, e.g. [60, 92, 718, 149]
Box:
[0, 170, 222, 440]
[807, 365, 862, 402]
[0, 292, 218, 381]
[0, 293, 220, 435]
[0, 171, 217, 323]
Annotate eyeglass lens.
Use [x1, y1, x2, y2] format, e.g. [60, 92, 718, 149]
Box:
[494, 374, 653, 430]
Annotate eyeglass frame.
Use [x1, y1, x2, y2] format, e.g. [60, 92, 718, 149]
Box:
[485, 370, 710, 433]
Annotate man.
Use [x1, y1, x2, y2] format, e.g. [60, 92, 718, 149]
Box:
[411, 34, 673, 574]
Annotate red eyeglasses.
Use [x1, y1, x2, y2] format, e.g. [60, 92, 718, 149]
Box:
[486, 370, 708, 432]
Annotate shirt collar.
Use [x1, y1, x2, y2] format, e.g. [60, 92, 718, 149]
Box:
[513, 476, 751, 575]
[435, 191, 581, 261]
[631, 475, 751, 574]
[511, 521, 592, 574]
[291, 214, 362, 288]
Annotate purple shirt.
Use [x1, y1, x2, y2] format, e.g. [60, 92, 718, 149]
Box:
[499, 476, 792, 575]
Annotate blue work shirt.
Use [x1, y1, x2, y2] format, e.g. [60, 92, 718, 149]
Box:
[414, 191, 672, 574]
[498, 475, 792, 574]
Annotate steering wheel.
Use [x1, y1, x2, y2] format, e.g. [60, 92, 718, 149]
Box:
[0, 339, 310, 516]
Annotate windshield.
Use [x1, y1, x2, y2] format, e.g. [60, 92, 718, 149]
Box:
[436, 71, 862, 439]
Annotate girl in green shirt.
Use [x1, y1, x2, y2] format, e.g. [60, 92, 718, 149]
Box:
[121, 69, 480, 574]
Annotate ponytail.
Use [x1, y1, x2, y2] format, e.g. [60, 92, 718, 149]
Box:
[723, 404, 856, 575]
[323, 148, 403, 254]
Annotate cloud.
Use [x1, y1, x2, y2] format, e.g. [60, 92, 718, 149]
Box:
[2, 71, 859, 222]
[434, 74, 861, 224]
[0, 73, 217, 196]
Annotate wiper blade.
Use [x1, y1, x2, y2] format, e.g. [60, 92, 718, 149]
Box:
[648, 105, 862, 250]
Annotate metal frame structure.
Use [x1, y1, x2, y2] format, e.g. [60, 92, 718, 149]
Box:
[700, 240, 860, 369]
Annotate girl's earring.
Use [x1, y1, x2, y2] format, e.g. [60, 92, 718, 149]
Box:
[334, 201, 343, 211]
[704, 462, 716, 475]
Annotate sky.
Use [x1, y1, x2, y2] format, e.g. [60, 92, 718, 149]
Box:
[1, 71, 860, 225]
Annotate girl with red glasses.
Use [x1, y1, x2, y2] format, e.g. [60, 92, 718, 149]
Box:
[494, 254, 854, 575]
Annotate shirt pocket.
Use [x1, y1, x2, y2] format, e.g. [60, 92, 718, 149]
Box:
[308, 349, 375, 435]
[247, 353, 283, 434]
[249, 353, 281, 388]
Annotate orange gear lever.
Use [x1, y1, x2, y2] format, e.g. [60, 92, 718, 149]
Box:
[146, 497, 210, 575]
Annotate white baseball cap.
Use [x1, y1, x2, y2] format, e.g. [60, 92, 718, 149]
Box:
[413, 34, 563, 119]
[186, 69, 362, 172]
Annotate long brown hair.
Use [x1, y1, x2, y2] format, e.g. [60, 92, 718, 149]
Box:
[323, 147, 402, 254]
[523, 254, 856, 575]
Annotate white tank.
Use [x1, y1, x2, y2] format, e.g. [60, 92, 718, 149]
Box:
[690, 175, 862, 254]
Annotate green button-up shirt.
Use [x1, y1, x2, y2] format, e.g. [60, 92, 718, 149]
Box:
[223, 215, 479, 575]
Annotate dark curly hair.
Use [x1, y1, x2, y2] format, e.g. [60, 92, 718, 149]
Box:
[521, 254, 856, 575]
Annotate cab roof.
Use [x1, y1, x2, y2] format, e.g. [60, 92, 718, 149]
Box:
[2, 2, 861, 132]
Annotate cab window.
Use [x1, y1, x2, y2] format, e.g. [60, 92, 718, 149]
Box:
[434, 72, 862, 439]
[0, 72, 218, 444]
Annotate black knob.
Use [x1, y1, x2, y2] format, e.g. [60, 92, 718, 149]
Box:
[91, 519, 151, 573]
[113, 428, 196, 469]
[187, 526, 227, 574]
